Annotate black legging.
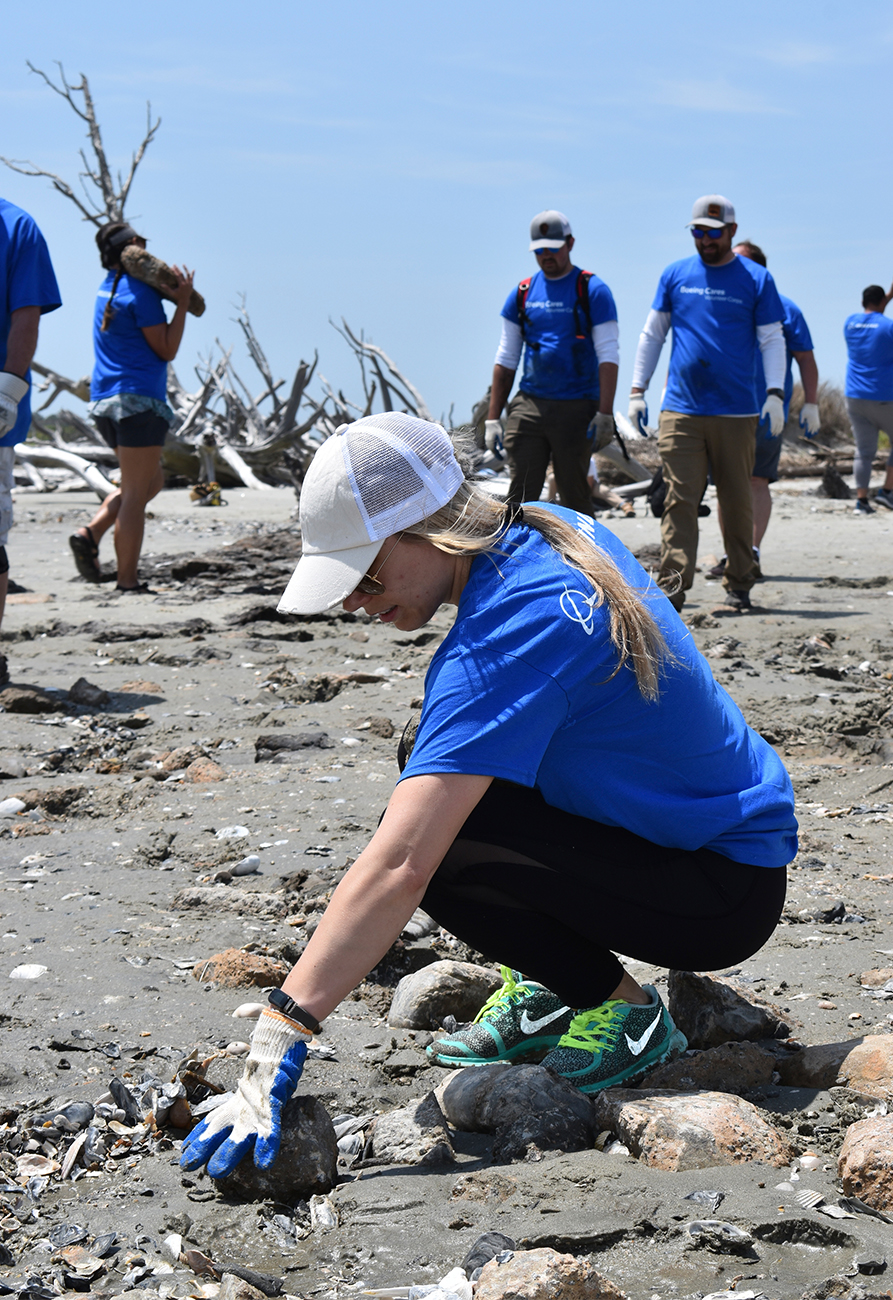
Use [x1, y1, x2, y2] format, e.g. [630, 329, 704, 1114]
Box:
[421, 781, 787, 1007]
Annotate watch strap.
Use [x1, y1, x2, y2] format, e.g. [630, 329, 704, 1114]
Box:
[268, 988, 320, 1035]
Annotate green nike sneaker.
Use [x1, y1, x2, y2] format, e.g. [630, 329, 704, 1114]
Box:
[426, 966, 575, 1067]
[540, 985, 687, 1094]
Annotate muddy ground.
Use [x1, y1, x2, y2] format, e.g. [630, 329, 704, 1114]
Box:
[1, 479, 892, 1300]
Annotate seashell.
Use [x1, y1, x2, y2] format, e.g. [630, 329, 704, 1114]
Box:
[82, 1126, 109, 1167]
[685, 1219, 753, 1250]
[309, 1193, 338, 1231]
[798, 1154, 822, 1171]
[603, 1139, 630, 1156]
[49, 1224, 88, 1248]
[9, 964, 48, 980]
[224, 1042, 250, 1055]
[816, 1203, 858, 1219]
[15, 1153, 59, 1176]
[92, 1233, 118, 1257]
[163, 1233, 182, 1261]
[56, 1102, 94, 1130]
[337, 1132, 363, 1157]
[60, 1130, 87, 1179]
[795, 1188, 824, 1209]
[232, 1002, 265, 1019]
[232, 855, 261, 876]
[215, 825, 249, 840]
[59, 1244, 106, 1280]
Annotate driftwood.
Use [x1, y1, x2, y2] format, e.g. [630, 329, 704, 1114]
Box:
[120, 245, 206, 317]
[14, 442, 116, 499]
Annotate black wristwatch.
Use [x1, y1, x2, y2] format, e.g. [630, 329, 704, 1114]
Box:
[766, 387, 784, 399]
[268, 988, 321, 1034]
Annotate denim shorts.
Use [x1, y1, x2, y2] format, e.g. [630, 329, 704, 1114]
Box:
[95, 411, 169, 449]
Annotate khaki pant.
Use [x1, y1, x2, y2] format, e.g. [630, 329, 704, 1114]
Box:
[503, 392, 596, 516]
[657, 410, 758, 606]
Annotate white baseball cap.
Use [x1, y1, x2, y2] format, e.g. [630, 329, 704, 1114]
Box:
[686, 195, 736, 229]
[278, 413, 465, 616]
[529, 210, 572, 251]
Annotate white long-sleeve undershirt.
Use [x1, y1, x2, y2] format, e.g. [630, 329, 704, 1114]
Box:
[631, 311, 787, 409]
[494, 317, 619, 370]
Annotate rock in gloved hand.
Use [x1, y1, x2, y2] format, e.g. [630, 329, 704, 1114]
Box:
[179, 1008, 310, 1176]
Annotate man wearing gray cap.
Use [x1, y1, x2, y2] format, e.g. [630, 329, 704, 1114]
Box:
[485, 211, 619, 515]
[629, 196, 786, 611]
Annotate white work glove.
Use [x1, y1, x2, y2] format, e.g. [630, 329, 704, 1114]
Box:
[0, 372, 29, 438]
[799, 402, 820, 438]
[628, 394, 649, 436]
[760, 393, 785, 438]
[179, 1009, 310, 1176]
[484, 418, 505, 459]
[589, 411, 616, 452]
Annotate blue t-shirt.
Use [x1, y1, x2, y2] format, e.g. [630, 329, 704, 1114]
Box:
[501, 267, 617, 402]
[844, 312, 893, 401]
[91, 272, 168, 404]
[653, 254, 785, 417]
[401, 505, 797, 869]
[755, 293, 814, 433]
[0, 198, 62, 448]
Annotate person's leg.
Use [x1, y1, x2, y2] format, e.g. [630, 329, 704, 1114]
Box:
[0, 446, 15, 632]
[114, 446, 164, 588]
[548, 400, 597, 517]
[503, 394, 553, 507]
[706, 416, 757, 594]
[423, 783, 786, 1008]
[751, 478, 772, 549]
[750, 425, 781, 556]
[847, 399, 880, 501]
[656, 411, 708, 609]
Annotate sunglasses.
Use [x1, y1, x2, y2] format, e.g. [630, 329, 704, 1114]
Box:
[691, 226, 725, 241]
[353, 535, 403, 596]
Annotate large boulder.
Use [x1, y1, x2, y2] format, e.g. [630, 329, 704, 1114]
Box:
[436, 1063, 593, 1134]
[215, 1095, 337, 1200]
[474, 1247, 627, 1300]
[838, 1116, 893, 1211]
[643, 1041, 777, 1094]
[388, 959, 501, 1029]
[668, 970, 791, 1047]
[592, 1088, 794, 1171]
[778, 1036, 893, 1098]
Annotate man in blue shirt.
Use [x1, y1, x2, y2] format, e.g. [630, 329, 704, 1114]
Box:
[485, 211, 619, 516]
[0, 197, 62, 654]
[709, 241, 820, 578]
[844, 283, 893, 514]
[629, 196, 786, 612]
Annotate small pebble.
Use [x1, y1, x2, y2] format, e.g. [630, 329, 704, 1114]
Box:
[817, 1000, 837, 1010]
[232, 1002, 264, 1019]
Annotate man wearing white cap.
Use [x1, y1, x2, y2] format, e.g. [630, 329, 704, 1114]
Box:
[485, 211, 619, 515]
[629, 195, 786, 611]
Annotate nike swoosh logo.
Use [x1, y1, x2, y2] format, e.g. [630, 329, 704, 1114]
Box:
[626, 1012, 662, 1056]
[520, 1007, 571, 1035]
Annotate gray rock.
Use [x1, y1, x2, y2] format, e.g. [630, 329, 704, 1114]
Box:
[644, 1041, 777, 1093]
[68, 677, 111, 708]
[216, 1095, 337, 1200]
[218, 1275, 269, 1300]
[388, 959, 502, 1029]
[0, 754, 26, 780]
[668, 970, 790, 1048]
[435, 1063, 513, 1131]
[370, 1091, 454, 1166]
[0, 684, 60, 713]
[492, 1104, 594, 1163]
[436, 1063, 594, 1136]
[172, 885, 288, 921]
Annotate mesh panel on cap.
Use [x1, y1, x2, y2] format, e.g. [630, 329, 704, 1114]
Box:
[342, 413, 463, 539]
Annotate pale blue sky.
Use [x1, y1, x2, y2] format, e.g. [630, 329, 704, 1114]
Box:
[4, 2, 892, 425]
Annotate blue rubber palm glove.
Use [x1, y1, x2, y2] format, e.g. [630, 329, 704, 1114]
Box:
[180, 1009, 310, 1176]
[799, 403, 820, 438]
[628, 395, 649, 437]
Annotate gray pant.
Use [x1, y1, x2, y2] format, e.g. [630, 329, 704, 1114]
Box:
[846, 397, 893, 490]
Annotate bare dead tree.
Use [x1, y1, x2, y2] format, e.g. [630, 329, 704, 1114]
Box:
[1, 62, 159, 224]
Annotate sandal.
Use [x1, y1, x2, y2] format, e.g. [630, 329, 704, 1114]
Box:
[69, 527, 102, 582]
[115, 582, 155, 594]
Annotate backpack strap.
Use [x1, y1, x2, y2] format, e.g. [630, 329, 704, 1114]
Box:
[516, 277, 532, 343]
[573, 270, 594, 339]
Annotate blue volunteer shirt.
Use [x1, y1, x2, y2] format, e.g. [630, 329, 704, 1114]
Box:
[401, 505, 797, 869]
[501, 267, 617, 402]
[0, 198, 62, 447]
[91, 272, 169, 404]
[755, 293, 814, 433]
[844, 312, 893, 402]
[654, 254, 784, 417]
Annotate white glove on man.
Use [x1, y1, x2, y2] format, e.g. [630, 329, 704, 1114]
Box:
[179, 1008, 310, 1175]
[0, 372, 29, 439]
[484, 419, 504, 458]
[799, 403, 820, 438]
[628, 394, 649, 436]
[590, 412, 616, 452]
[760, 393, 785, 438]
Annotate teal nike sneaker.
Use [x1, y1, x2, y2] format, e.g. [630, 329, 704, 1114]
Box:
[540, 985, 687, 1094]
[426, 966, 575, 1067]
